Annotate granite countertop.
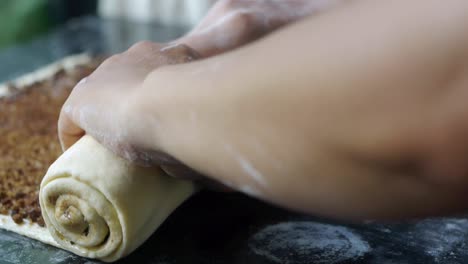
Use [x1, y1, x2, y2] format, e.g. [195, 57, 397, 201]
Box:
[1, 16, 467, 264]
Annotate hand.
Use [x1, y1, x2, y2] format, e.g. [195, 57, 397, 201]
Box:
[133, 0, 468, 219]
[178, 0, 346, 57]
[58, 41, 199, 165]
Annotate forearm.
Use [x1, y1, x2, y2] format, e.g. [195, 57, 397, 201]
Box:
[140, 0, 468, 219]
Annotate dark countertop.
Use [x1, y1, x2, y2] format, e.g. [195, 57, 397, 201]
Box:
[1, 16, 467, 264]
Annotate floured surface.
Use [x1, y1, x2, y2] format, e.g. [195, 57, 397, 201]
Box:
[248, 222, 370, 264]
[0, 226, 97, 264]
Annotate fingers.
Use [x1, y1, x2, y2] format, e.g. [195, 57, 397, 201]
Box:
[56, 41, 201, 156]
[58, 107, 85, 151]
[57, 76, 94, 151]
[160, 43, 201, 63]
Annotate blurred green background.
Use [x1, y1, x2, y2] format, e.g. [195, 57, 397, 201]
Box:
[0, 0, 96, 50]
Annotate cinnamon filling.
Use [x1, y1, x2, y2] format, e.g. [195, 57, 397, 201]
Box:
[0, 60, 100, 226]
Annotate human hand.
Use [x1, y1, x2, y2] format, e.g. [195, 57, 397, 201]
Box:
[178, 0, 345, 57]
[58, 41, 199, 166]
[136, 0, 468, 219]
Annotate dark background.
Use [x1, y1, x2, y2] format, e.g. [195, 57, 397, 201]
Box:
[48, 0, 97, 24]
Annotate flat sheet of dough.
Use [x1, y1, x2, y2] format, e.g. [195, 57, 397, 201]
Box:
[0, 214, 58, 247]
[0, 56, 196, 262]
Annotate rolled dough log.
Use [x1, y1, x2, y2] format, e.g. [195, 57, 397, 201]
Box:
[39, 135, 195, 262]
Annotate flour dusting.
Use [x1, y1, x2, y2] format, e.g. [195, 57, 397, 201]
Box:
[238, 185, 261, 197]
[412, 218, 468, 263]
[238, 157, 266, 186]
[224, 143, 268, 186]
[249, 222, 370, 264]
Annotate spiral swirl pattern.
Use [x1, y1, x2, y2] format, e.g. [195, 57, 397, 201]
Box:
[41, 177, 122, 259]
[39, 135, 195, 262]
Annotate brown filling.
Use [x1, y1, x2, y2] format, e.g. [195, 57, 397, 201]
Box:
[0, 59, 100, 226]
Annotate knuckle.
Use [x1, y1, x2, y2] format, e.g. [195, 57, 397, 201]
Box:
[223, 11, 262, 44]
[161, 44, 200, 63]
[100, 54, 122, 67]
[232, 10, 260, 34]
[218, 0, 239, 11]
[217, 0, 256, 25]
[235, 10, 254, 22]
[128, 40, 157, 53]
[220, 0, 254, 12]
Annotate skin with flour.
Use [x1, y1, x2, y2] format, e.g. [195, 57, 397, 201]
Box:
[178, 0, 346, 57]
[60, 0, 468, 220]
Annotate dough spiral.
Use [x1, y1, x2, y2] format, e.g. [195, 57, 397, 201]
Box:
[40, 135, 195, 262]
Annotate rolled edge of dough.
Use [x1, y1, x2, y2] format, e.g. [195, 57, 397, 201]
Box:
[40, 135, 196, 262]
